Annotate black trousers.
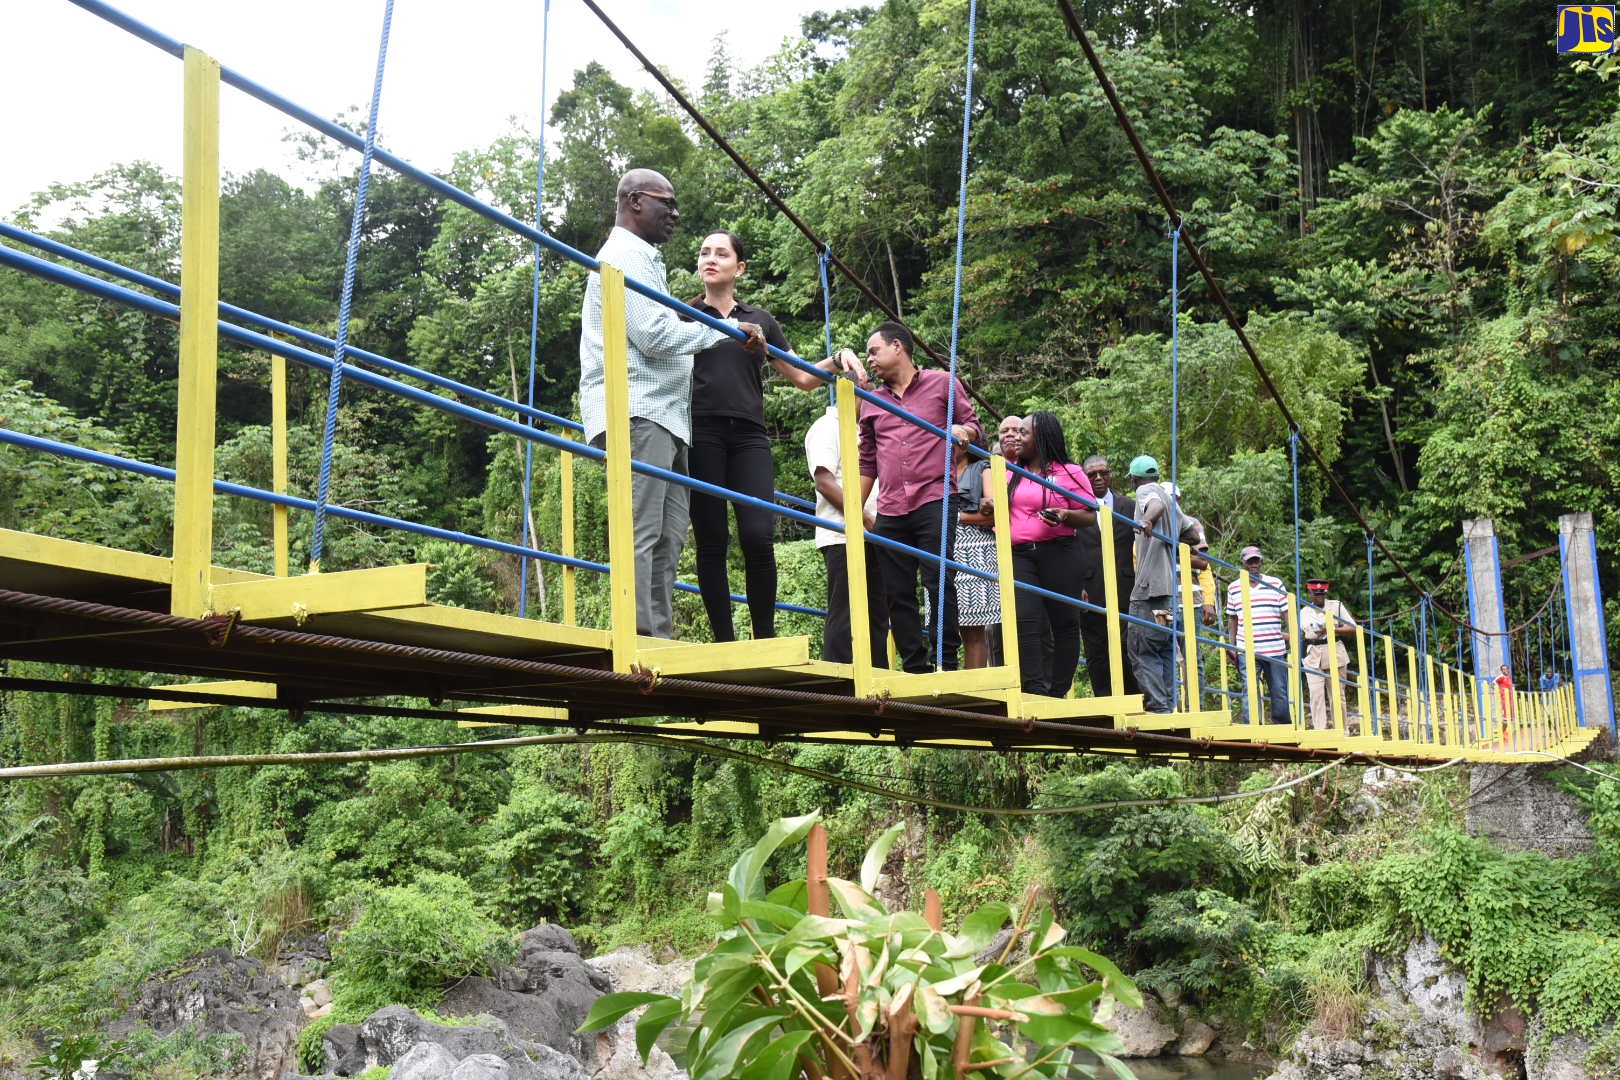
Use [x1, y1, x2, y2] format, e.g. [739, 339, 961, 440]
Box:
[689, 416, 776, 642]
[820, 543, 889, 666]
[1013, 536, 1085, 696]
[1080, 609, 1141, 697]
[873, 500, 960, 672]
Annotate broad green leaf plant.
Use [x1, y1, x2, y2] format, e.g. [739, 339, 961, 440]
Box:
[579, 812, 1141, 1080]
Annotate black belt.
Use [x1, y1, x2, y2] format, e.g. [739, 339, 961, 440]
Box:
[1012, 535, 1076, 553]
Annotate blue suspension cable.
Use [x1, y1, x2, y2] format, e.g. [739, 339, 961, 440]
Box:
[1168, 225, 1184, 707]
[1289, 429, 1302, 601]
[310, 0, 396, 573]
[819, 247, 835, 407]
[518, 0, 554, 619]
[936, 0, 979, 670]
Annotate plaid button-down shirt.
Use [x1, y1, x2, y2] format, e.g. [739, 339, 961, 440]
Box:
[579, 226, 729, 445]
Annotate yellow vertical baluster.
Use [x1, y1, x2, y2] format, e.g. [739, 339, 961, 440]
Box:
[1324, 602, 1345, 735]
[172, 47, 221, 618]
[1383, 630, 1401, 743]
[1240, 570, 1260, 726]
[1098, 506, 1124, 697]
[1177, 542, 1198, 711]
[1284, 591, 1302, 728]
[271, 354, 288, 578]
[599, 265, 637, 670]
[1405, 643, 1422, 745]
[561, 429, 576, 627]
[990, 455, 1021, 710]
[836, 378, 876, 698]
[1353, 623, 1373, 739]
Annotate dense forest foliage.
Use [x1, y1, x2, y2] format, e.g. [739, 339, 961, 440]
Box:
[2, 0, 1619, 1073]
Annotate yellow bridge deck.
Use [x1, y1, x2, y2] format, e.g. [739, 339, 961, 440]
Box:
[0, 529, 1596, 767]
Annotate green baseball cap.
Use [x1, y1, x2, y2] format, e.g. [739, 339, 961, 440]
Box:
[1128, 455, 1160, 479]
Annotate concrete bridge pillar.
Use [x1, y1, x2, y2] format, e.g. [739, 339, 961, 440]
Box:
[1560, 513, 1615, 734]
[1463, 518, 1509, 681]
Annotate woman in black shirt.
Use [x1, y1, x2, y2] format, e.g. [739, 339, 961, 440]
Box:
[689, 231, 846, 641]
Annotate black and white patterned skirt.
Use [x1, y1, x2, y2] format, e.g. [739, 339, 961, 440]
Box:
[954, 526, 1001, 627]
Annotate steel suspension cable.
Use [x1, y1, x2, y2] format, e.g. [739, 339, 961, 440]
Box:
[572, 0, 999, 420]
[310, 0, 395, 573]
[1047, 0, 1495, 636]
[936, 0, 980, 669]
[519, 0, 554, 619]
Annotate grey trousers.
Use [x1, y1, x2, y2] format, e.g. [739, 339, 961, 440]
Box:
[1128, 596, 1177, 713]
[596, 419, 688, 639]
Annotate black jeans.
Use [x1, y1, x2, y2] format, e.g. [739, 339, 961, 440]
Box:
[873, 500, 960, 672]
[820, 543, 889, 666]
[689, 416, 776, 642]
[1013, 536, 1085, 696]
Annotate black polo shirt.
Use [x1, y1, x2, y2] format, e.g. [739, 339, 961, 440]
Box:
[689, 298, 792, 427]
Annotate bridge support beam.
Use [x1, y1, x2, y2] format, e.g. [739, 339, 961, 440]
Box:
[1559, 512, 1615, 735]
[1462, 519, 1509, 683]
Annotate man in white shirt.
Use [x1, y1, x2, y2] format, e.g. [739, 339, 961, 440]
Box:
[578, 168, 764, 638]
[805, 407, 886, 664]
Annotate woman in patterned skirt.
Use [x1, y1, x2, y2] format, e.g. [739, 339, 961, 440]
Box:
[954, 425, 1005, 669]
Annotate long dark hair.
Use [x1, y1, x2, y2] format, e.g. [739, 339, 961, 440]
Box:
[1009, 410, 1073, 497]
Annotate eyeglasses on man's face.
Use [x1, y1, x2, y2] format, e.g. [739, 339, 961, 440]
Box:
[631, 190, 678, 213]
[1086, 469, 1111, 481]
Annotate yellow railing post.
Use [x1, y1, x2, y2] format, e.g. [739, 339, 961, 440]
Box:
[1240, 570, 1261, 725]
[989, 455, 1022, 707]
[1405, 643, 1423, 745]
[1424, 652, 1440, 748]
[1217, 587, 1230, 713]
[1324, 603, 1345, 735]
[1177, 543, 1198, 711]
[171, 47, 222, 617]
[1098, 506, 1124, 697]
[836, 377, 876, 697]
[1284, 591, 1302, 728]
[271, 355, 289, 578]
[599, 265, 638, 670]
[1440, 664, 1456, 746]
[561, 430, 577, 626]
[1383, 630, 1401, 742]
[1353, 624, 1373, 738]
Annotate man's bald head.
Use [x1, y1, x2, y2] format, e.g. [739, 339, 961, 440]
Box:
[616, 169, 679, 245]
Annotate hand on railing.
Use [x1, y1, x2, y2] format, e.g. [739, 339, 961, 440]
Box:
[739, 321, 767, 353]
[834, 347, 872, 386]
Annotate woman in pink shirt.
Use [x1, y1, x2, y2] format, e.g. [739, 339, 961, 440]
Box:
[1495, 664, 1516, 720]
[1000, 412, 1096, 696]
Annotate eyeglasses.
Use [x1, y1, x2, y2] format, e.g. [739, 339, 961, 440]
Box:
[630, 190, 678, 212]
[1085, 469, 1111, 480]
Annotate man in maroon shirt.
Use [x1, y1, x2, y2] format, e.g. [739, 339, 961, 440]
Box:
[849, 322, 981, 672]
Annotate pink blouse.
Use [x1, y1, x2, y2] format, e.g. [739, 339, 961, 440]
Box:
[1007, 462, 1095, 545]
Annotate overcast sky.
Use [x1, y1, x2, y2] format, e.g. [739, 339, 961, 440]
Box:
[2, 0, 855, 215]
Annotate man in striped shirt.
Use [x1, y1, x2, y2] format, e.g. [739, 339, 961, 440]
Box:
[1224, 545, 1292, 724]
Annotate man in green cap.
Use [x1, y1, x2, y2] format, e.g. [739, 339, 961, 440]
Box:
[1126, 455, 1201, 712]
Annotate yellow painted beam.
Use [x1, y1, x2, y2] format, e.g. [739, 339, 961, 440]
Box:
[148, 680, 277, 711]
[172, 47, 222, 618]
[1239, 570, 1261, 725]
[869, 666, 1021, 699]
[635, 636, 811, 677]
[0, 528, 172, 584]
[1002, 692, 1146, 721]
[1177, 542, 1198, 710]
[458, 705, 570, 727]
[599, 264, 638, 671]
[370, 604, 611, 652]
[209, 563, 428, 621]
